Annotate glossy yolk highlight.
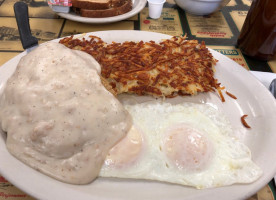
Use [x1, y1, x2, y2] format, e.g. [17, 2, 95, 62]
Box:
[104, 126, 143, 168]
[164, 125, 213, 172]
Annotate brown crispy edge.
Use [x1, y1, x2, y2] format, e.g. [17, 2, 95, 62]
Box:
[72, 0, 110, 10]
[80, 0, 132, 18]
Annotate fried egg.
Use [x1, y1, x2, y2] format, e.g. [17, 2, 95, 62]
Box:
[99, 101, 262, 189]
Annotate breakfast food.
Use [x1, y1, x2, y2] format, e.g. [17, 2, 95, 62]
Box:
[100, 101, 262, 188]
[59, 35, 220, 98]
[241, 114, 251, 128]
[0, 42, 132, 184]
[0, 36, 262, 190]
[72, 0, 132, 18]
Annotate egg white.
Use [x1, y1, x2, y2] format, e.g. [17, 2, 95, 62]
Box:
[99, 101, 262, 189]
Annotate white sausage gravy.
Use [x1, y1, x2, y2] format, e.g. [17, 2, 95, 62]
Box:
[0, 42, 132, 184]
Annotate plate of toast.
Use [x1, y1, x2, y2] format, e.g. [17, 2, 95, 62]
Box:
[56, 0, 147, 23]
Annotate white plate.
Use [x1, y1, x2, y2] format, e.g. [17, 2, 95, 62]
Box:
[1, 30, 276, 200]
[55, 0, 147, 24]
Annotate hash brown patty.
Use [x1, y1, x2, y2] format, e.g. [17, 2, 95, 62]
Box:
[59, 35, 219, 97]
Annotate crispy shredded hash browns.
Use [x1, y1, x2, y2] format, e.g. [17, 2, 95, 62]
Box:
[59, 35, 220, 97]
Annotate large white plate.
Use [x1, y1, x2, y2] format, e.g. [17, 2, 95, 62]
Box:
[1, 30, 276, 200]
[55, 0, 147, 24]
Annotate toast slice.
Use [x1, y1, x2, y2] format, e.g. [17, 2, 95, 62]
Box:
[80, 0, 132, 17]
[72, 0, 132, 18]
[72, 0, 110, 10]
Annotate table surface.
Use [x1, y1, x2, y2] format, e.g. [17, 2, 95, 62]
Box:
[0, 0, 276, 199]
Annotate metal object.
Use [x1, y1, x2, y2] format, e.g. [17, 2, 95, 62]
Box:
[269, 79, 276, 186]
[269, 79, 276, 98]
[14, 2, 38, 52]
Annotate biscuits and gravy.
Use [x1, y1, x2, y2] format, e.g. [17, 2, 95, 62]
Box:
[0, 42, 132, 184]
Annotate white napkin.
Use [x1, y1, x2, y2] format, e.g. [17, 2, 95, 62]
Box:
[250, 71, 276, 89]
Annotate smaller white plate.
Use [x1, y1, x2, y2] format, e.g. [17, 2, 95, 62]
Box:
[55, 0, 147, 23]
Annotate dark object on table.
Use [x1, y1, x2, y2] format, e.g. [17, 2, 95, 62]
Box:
[269, 79, 276, 99]
[14, 1, 38, 50]
[237, 0, 276, 61]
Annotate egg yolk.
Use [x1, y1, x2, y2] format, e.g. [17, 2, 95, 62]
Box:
[164, 124, 213, 172]
[104, 126, 143, 168]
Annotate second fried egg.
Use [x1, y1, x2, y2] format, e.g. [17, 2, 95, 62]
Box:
[99, 101, 262, 189]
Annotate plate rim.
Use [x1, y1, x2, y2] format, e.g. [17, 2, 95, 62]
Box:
[1, 30, 276, 200]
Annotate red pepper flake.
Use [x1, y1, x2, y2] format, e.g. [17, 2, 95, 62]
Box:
[241, 114, 251, 128]
[226, 91, 237, 100]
